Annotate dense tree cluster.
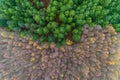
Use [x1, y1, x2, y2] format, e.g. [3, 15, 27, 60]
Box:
[0, 0, 120, 45]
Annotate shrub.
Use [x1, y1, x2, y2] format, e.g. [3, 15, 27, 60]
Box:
[0, 0, 120, 45]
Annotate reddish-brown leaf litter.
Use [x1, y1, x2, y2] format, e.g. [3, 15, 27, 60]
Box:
[0, 25, 120, 80]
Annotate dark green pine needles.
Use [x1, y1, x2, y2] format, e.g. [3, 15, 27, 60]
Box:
[0, 0, 120, 44]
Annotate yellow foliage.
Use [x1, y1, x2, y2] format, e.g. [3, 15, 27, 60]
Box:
[12, 77, 17, 80]
[108, 61, 115, 65]
[31, 53, 35, 56]
[30, 57, 35, 62]
[112, 36, 117, 41]
[66, 39, 73, 45]
[90, 37, 96, 43]
[36, 46, 42, 50]
[28, 40, 34, 45]
[60, 74, 64, 78]
[51, 75, 55, 79]
[0, 32, 8, 38]
[32, 66, 36, 69]
[115, 50, 120, 59]
[25, 45, 31, 49]
[33, 42, 38, 47]
[106, 25, 117, 34]
[9, 33, 14, 39]
[18, 42, 22, 47]
[9, 35, 14, 39]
